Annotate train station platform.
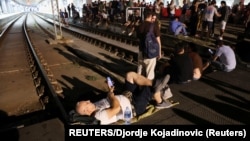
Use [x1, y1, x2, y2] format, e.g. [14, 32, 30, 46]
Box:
[0, 13, 250, 141]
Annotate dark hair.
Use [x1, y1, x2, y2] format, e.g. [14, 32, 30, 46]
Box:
[175, 42, 185, 53]
[221, 1, 226, 5]
[211, 0, 216, 5]
[145, 11, 153, 18]
[188, 42, 198, 52]
[215, 39, 223, 46]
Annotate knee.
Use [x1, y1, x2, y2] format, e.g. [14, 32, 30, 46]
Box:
[126, 71, 138, 83]
[126, 71, 136, 80]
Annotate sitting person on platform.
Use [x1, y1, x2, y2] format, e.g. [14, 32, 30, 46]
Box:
[75, 72, 175, 125]
[169, 16, 188, 37]
[187, 42, 204, 80]
[159, 42, 193, 84]
[203, 39, 236, 72]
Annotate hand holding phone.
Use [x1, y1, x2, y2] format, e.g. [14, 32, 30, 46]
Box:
[107, 77, 114, 87]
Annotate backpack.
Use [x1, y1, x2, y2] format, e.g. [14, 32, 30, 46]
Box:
[68, 110, 100, 125]
[143, 23, 159, 59]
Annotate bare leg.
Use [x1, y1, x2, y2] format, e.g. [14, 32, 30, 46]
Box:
[152, 91, 162, 104]
[125, 72, 152, 86]
[220, 29, 224, 37]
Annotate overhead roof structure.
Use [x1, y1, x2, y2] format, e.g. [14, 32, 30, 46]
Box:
[12, 0, 247, 7]
[12, 0, 44, 6]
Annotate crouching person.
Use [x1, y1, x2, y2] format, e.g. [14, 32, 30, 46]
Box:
[75, 72, 174, 125]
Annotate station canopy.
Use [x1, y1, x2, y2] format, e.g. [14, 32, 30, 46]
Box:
[12, 0, 43, 6]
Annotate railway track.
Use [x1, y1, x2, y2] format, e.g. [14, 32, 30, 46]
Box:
[0, 12, 145, 129]
[1, 12, 249, 132]
[0, 12, 74, 129]
[0, 12, 224, 129]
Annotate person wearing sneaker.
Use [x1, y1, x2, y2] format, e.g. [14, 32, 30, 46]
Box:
[137, 11, 162, 80]
[75, 71, 173, 124]
[217, 1, 230, 41]
[124, 71, 174, 113]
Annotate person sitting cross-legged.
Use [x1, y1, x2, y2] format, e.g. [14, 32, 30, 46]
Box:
[158, 42, 193, 84]
[203, 39, 236, 72]
[75, 72, 175, 125]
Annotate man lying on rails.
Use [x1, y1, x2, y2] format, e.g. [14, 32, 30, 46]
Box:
[75, 72, 176, 125]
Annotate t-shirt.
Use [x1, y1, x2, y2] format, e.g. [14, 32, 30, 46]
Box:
[169, 53, 193, 83]
[203, 5, 218, 22]
[215, 45, 236, 70]
[137, 21, 160, 52]
[170, 20, 183, 33]
[94, 95, 132, 125]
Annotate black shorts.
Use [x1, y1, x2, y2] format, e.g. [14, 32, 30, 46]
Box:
[125, 80, 154, 116]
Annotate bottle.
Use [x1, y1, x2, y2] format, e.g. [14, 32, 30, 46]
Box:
[124, 106, 132, 125]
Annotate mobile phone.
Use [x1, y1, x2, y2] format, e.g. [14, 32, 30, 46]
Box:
[107, 77, 113, 87]
[208, 49, 213, 54]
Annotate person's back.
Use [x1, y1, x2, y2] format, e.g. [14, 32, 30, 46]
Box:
[187, 43, 203, 80]
[203, 4, 217, 22]
[216, 45, 236, 71]
[137, 11, 161, 80]
[171, 53, 193, 83]
[169, 42, 193, 83]
[203, 39, 236, 72]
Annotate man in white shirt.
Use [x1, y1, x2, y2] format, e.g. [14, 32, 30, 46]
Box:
[201, 0, 221, 39]
[76, 72, 173, 125]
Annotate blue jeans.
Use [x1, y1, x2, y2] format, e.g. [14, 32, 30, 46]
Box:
[175, 25, 187, 36]
[211, 61, 234, 72]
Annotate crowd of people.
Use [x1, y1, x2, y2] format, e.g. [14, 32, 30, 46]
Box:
[59, 0, 248, 125]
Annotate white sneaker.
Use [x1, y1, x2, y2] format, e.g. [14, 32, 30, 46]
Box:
[128, 32, 133, 36]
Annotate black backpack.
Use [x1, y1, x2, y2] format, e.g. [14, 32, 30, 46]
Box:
[68, 110, 100, 125]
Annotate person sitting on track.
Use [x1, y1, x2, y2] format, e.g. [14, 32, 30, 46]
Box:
[187, 42, 204, 80]
[158, 42, 193, 84]
[169, 16, 188, 37]
[203, 39, 236, 72]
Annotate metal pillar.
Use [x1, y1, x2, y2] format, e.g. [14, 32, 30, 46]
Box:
[0, 1, 2, 14]
[51, 0, 63, 40]
[1, 0, 8, 14]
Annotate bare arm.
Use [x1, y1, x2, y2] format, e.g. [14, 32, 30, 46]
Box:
[156, 36, 162, 59]
[105, 86, 121, 119]
[212, 55, 218, 61]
